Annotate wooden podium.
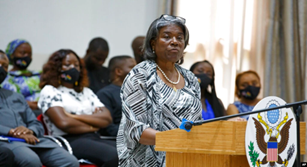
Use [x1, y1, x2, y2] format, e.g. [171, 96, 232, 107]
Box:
[155, 121, 306, 167]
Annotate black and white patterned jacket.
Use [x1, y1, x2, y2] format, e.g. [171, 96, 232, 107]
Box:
[116, 60, 202, 167]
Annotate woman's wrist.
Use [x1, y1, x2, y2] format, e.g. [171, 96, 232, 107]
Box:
[89, 126, 98, 132]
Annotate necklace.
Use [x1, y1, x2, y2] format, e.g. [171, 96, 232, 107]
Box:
[156, 65, 180, 92]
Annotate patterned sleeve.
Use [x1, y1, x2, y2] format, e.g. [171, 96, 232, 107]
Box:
[84, 87, 104, 108]
[193, 75, 201, 100]
[38, 85, 64, 113]
[120, 69, 150, 150]
[187, 70, 201, 100]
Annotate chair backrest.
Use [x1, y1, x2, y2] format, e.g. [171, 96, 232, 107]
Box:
[36, 114, 98, 167]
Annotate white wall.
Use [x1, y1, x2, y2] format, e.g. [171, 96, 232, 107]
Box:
[0, 0, 163, 71]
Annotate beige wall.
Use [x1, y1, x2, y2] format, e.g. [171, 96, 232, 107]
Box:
[0, 0, 164, 71]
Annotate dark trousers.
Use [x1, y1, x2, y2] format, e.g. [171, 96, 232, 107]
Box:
[64, 133, 118, 167]
[0, 147, 14, 167]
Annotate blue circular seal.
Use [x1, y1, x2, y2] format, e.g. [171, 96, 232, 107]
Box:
[267, 104, 279, 124]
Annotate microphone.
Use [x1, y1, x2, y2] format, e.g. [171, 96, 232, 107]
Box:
[179, 100, 307, 132]
[179, 118, 194, 132]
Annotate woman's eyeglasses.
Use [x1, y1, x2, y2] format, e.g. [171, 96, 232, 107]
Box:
[159, 14, 186, 24]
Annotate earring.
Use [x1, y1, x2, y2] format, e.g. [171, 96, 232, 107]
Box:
[75, 81, 78, 86]
[153, 50, 155, 54]
[58, 79, 61, 84]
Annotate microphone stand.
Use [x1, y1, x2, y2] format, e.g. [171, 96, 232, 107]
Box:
[181, 100, 307, 167]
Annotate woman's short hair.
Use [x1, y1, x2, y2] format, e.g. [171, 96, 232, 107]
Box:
[235, 70, 261, 98]
[143, 15, 190, 65]
[40, 49, 88, 93]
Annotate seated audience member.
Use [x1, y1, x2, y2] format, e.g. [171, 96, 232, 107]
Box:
[38, 49, 118, 167]
[226, 70, 261, 120]
[0, 52, 79, 167]
[84, 37, 110, 93]
[97, 55, 136, 136]
[0, 146, 14, 167]
[1, 40, 41, 111]
[131, 36, 145, 64]
[190, 60, 225, 120]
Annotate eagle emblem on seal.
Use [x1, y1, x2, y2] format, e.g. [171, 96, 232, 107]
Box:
[253, 112, 293, 167]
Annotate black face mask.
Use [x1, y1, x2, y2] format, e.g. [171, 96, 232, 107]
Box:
[239, 85, 260, 100]
[195, 73, 212, 90]
[60, 68, 80, 85]
[0, 66, 7, 84]
[13, 56, 32, 70]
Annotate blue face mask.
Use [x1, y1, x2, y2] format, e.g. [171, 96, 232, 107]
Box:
[0, 66, 7, 84]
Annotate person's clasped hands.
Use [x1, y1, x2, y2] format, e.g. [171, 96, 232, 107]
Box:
[8, 126, 39, 145]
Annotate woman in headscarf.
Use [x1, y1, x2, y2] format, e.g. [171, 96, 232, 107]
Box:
[1, 39, 41, 111]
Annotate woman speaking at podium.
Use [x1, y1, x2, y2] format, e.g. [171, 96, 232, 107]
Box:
[116, 15, 202, 167]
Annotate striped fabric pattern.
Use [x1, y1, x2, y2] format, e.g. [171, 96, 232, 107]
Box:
[116, 60, 202, 167]
[267, 142, 278, 161]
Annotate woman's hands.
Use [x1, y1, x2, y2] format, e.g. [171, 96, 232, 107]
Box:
[94, 107, 104, 114]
